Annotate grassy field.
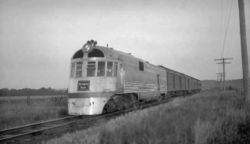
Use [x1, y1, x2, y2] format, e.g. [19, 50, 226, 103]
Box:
[45, 90, 250, 144]
[0, 96, 67, 130]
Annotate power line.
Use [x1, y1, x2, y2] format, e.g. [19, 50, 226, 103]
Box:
[221, 0, 234, 57]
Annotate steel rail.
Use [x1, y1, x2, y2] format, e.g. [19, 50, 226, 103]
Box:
[0, 115, 78, 134]
[0, 115, 82, 143]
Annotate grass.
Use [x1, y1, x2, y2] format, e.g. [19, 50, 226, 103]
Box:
[0, 96, 68, 130]
[45, 90, 250, 144]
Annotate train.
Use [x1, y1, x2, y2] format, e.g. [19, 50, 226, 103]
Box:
[68, 40, 201, 115]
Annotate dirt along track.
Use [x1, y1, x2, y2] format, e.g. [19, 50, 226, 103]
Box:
[0, 94, 192, 144]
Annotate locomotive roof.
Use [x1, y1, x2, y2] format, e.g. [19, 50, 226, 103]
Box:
[95, 45, 139, 60]
[72, 45, 151, 65]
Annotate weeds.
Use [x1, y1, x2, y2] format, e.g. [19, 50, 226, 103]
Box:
[46, 90, 249, 144]
[0, 96, 67, 130]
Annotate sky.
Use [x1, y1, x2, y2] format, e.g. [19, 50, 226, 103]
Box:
[0, 0, 250, 89]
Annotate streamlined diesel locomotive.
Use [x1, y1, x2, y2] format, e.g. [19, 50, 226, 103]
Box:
[68, 40, 201, 115]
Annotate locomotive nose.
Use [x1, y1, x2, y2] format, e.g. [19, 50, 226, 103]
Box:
[68, 93, 111, 115]
[68, 97, 92, 115]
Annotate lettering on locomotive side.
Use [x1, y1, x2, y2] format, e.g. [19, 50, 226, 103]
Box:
[78, 80, 90, 91]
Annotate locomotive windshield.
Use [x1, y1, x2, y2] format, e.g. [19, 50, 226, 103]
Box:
[107, 62, 113, 76]
[72, 48, 104, 59]
[76, 62, 83, 77]
[97, 61, 105, 76]
[71, 47, 118, 78]
[71, 60, 118, 78]
[88, 49, 104, 57]
[72, 50, 84, 59]
[87, 61, 96, 77]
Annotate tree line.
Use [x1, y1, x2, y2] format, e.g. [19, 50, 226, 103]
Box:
[0, 87, 67, 96]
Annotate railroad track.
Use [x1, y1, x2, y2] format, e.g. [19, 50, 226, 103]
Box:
[0, 96, 177, 143]
[0, 115, 85, 143]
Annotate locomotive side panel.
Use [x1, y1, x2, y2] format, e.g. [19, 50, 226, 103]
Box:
[119, 54, 167, 100]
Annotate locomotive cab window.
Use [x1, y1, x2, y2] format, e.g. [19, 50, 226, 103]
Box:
[87, 61, 96, 77]
[70, 62, 76, 77]
[114, 62, 118, 76]
[97, 61, 105, 76]
[76, 62, 83, 78]
[139, 61, 144, 71]
[73, 50, 84, 59]
[107, 61, 113, 76]
[88, 49, 104, 57]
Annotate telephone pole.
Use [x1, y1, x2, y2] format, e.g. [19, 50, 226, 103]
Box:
[214, 58, 233, 90]
[238, 0, 249, 101]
